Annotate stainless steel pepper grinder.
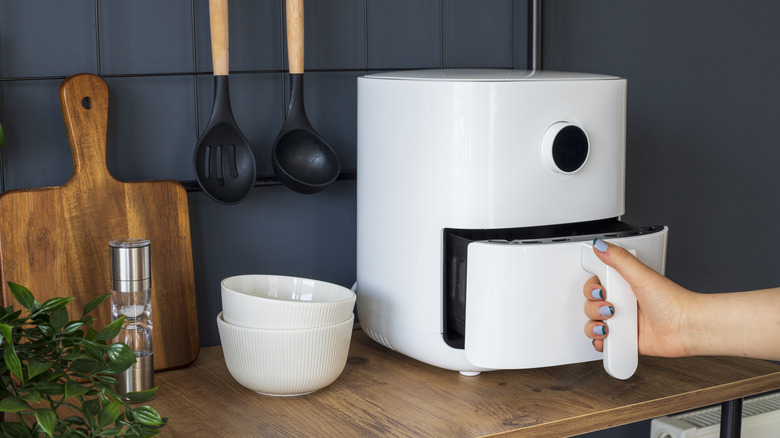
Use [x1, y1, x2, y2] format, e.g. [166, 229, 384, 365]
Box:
[110, 238, 154, 399]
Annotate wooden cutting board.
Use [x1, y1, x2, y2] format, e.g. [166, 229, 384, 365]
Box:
[0, 73, 199, 371]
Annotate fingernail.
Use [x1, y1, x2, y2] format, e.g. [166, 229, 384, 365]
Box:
[593, 325, 606, 336]
[591, 288, 604, 300]
[593, 238, 608, 252]
[599, 306, 614, 317]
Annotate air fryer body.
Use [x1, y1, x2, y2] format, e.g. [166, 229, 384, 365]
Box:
[356, 69, 667, 374]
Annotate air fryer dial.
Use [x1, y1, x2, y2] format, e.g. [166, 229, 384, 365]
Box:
[541, 122, 589, 174]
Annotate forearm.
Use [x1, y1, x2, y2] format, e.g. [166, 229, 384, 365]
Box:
[684, 288, 780, 360]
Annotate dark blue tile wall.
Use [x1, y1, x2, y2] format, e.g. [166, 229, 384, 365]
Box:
[193, 0, 283, 73]
[104, 76, 198, 182]
[367, 0, 440, 69]
[0, 0, 526, 346]
[0, 1, 97, 78]
[443, 0, 512, 67]
[98, 0, 195, 75]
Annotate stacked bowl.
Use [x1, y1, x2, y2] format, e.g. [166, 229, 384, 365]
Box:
[217, 274, 356, 396]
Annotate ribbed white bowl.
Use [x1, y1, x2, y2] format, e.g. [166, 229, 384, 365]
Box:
[221, 275, 356, 329]
[217, 312, 353, 396]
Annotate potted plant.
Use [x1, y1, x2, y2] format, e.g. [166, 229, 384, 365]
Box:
[0, 282, 166, 437]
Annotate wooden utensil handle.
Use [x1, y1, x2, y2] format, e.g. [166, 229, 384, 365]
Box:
[286, 0, 304, 74]
[209, 0, 229, 76]
[59, 73, 112, 185]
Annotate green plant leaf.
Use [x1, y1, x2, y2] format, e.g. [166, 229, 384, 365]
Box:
[39, 296, 72, 313]
[35, 382, 64, 396]
[82, 340, 104, 360]
[34, 408, 57, 437]
[70, 358, 101, 374]
[1, 421, 32, 437]
[104, 343, 136, 374]
[96, 375, 118, 385]
[49, 307, 69, 331]
[62, 321, 84, 335]
[4, 344, 23, 382]
[26, 360, 50, 379]
[0, 322, 13, 344]
[19, 389, 41, 403]
[63, 415, 86, 426]
[0, 396, 29, 412]
[95, 316, 125, 341]
[65, 380, 90, 398]
[84, 397, 101, 414]
[83, 294, 110, 317]
[130, 405, 164, 426]
[0, 285, 166, 435]
[37, 324, 55, 338]
[96, 427, 123, 436]
[122, 387, 158, 403]
[8, 282, 34, 311]
[97, 399, 121, 428]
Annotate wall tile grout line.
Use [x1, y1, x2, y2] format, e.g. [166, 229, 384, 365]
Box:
[508, 0, 513, 69]
[439, 0, 444, 68]
[94, 0, 102, 76]
[191, 0, 201, 140]
[363, 0, 369, 73]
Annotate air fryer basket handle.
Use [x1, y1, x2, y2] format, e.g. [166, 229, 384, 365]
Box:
[581, 242, 638, 380]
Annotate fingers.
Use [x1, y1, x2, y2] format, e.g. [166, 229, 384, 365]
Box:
[583, 275, 614, 319]
[584, 299, 614, 321]
[583, 276, 604, 301]
[592, 238, 657, 288]
[583, 274, 610, 352]
[584, 320, 608, 344]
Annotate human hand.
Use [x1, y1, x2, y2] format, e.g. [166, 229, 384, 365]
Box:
[583, 239, 694, 357]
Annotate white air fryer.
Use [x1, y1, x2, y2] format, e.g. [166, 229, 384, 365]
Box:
[356, 69, 668, 379]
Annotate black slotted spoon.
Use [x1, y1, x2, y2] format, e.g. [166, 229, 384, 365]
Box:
[193, 0, 256, 204]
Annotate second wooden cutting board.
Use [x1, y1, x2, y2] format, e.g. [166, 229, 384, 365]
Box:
[0, 73, 199, 371]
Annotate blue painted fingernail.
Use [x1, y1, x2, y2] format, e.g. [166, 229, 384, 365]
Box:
[591, 288, 604, 300]
[593, 238, 609, 252]
[593, 325, 606, 336]
[599, 306, 614, 317]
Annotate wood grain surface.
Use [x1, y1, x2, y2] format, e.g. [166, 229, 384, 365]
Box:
[208, 0, 229, 76]
[147, 329, 780, 437]
[286, 0, 305, 74]
[0, 73, 199, 371]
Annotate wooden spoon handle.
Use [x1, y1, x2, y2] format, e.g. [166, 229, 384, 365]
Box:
[286, 0, 304, 74]
[59, 73, 112, 186]
[209, 0, 229, 76]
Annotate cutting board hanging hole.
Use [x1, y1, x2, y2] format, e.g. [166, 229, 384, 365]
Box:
[81, 97, 92, 110]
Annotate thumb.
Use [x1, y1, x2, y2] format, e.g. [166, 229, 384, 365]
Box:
[592, 238, 659, 289]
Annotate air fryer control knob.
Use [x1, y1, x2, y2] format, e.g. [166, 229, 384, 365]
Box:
[541, 122, 589, 174]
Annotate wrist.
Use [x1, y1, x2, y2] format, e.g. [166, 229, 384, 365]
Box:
[679, 291, 707, 357]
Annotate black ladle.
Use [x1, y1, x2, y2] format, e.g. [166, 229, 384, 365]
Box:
[272, 0, 340, 195]
[193, 0, 256, 204]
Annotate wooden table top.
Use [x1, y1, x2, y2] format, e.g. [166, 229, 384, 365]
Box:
[147, 328, 780, 437]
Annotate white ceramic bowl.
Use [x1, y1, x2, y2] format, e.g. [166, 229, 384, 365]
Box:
[217, 312, 353, 396]
[221, 274, 356, 329]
